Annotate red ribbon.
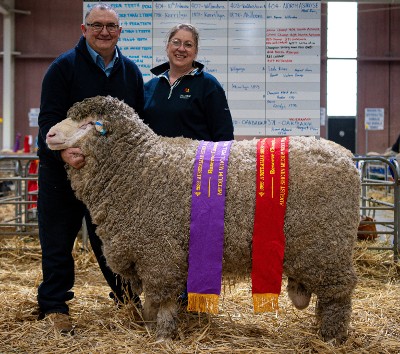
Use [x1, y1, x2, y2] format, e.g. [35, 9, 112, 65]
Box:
[252, 137, 289, 312]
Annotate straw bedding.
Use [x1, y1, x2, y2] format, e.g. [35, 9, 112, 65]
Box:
[0, 235, 399, 354]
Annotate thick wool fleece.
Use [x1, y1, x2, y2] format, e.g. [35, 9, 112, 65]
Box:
[65, 96, 360, 342]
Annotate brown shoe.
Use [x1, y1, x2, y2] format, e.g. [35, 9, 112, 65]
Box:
[46, 313, 74, 335]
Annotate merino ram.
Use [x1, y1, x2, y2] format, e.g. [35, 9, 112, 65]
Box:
[46, 95, 360, 343]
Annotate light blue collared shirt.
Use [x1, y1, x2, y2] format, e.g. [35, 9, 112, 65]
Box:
[86, 41, 119, 77]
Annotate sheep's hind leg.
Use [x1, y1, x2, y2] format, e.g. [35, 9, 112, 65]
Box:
[315, 294, 352, 343]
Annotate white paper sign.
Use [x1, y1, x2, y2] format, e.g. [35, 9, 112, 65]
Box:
[365, 108, 384, 130]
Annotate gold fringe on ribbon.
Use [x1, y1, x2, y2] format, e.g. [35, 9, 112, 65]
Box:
[252, 293, 279, 313]
[187, 293, 219, 314]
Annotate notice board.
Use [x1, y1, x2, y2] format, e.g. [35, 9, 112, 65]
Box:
[83, 1, 321, 137]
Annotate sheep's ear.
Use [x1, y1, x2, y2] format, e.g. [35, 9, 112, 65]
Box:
[95, 120, 107, 136]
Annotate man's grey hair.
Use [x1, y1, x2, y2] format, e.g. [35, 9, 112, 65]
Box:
[85, 3, 119, 21]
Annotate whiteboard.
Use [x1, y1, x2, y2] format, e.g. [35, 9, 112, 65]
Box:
[83, 1, 321, 136]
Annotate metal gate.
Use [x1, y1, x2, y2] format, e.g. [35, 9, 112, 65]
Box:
[0, 154, 39, 236]
[354, 156, 400, 261]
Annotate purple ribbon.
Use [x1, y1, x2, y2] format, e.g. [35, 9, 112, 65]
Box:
[187, 140, 233, 295]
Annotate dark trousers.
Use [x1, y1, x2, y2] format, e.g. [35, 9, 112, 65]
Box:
[37, 159, 137, 315]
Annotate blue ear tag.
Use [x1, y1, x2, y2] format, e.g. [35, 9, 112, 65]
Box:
[95, 121, 107, 136]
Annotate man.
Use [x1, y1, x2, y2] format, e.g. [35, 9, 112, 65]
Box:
[37, 3, 144, 335]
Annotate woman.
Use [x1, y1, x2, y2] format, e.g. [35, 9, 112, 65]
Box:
[142, 23, 234, 141]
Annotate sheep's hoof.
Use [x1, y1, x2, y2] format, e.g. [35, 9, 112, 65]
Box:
[319, 330, 348, 345]
[154, 336, 174, 345]
[144, 321, 157, 332]
[155, 330, 176, 341]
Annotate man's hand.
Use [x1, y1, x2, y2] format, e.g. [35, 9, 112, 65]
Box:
[61, 147, 85, 169]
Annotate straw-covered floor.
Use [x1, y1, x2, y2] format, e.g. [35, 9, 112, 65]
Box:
[0, 234, 399, 354]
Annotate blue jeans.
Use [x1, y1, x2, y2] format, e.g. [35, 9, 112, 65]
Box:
[37, 159, 138, 315]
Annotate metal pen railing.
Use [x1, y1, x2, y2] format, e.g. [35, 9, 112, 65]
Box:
[0, 154, 39, 236]
[354, 156, 400, 262]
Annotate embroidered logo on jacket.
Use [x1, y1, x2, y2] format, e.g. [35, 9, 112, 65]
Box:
[180, 87, 191, 99]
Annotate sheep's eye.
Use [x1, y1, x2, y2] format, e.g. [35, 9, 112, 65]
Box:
[79, 122, 94, 129]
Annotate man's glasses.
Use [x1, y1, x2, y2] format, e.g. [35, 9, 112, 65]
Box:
[169, 38, 195, 49]
[86, 22, 120, 33]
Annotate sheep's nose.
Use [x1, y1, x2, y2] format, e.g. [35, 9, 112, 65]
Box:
[46, 131, 55, 139]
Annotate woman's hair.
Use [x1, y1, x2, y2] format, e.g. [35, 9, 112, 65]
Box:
[166, 23, 200, 48]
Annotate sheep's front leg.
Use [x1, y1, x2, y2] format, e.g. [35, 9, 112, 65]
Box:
[143, 296, 178, 340]
[315, 294, 353, 343]
[156, 300, 178, 340]
[142, 295, 158, 330]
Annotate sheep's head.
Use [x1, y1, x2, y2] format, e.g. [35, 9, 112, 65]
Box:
[46, 115, 104, 150]
[46, 95, 135, 150]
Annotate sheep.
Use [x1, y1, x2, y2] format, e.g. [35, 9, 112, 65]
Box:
[46, 95, 361, 343]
